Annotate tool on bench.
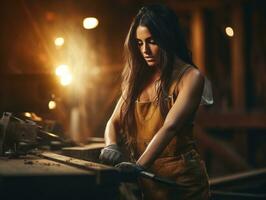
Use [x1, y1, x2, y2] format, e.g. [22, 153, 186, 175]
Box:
[0, 112, 64, 157]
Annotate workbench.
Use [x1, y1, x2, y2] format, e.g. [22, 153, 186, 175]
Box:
[0, 152, 120, 200]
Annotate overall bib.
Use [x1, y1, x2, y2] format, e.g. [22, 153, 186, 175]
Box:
[132, 65, 210, 200]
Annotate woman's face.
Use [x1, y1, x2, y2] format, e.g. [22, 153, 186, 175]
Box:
[136, 25, 160, 67]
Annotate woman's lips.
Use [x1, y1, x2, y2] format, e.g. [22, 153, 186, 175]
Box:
[144, 57, 155, 61]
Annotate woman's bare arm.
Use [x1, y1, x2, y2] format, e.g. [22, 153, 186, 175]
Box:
[104, 96, 124, 146]
[136, 68, 204, 168]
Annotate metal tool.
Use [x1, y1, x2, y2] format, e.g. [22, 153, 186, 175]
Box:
[0, 112, 63, 157]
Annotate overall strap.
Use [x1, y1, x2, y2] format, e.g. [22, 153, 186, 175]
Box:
[170, 64, 194, 99]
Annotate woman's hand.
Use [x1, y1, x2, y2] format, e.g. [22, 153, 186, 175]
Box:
[99, 144, 122, 166]
[116, 162, 144, 181]
[116, 162, 144, 174]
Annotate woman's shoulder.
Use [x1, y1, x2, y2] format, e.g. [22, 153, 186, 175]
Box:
[170, 63, 204, 95]
[171, 62, 196, 83]
[181, 67, 203, 82]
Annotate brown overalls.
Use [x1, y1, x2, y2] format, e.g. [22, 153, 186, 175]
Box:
[132, 65, 210, 200]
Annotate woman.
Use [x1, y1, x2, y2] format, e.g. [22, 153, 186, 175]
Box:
[100, 4, 211, 200]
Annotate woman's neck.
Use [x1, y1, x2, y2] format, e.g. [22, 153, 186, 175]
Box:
[139, 70, 161, 102]
[149, 69, 161, 84]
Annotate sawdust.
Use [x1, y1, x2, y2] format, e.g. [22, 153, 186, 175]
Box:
[24, 159, 61, 167]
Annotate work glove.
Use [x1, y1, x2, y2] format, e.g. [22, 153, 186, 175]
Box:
[99, 144, 122, 166]
[115, 162, 144, 178]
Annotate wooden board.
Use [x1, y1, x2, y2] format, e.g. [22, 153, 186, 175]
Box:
[62, 143, 105, 162]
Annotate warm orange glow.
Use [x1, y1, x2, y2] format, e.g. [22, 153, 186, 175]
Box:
[225, 27, 234, 37]
[83, 17, 99, 29]
[45, 11, 56, 21]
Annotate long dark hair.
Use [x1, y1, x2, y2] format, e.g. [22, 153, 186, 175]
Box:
[121, 4, 194, 147]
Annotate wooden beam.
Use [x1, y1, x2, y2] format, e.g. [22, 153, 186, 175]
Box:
[195, 125, 250, 172]
[210, 167, 266, 186]
[167, 0, 223, 12]
[230, 5, 247, 157]
[167, 0, 248, 11]
[191, 9, 206, 74]
[196, 112, 266, 129]
[231, 6, 246, 111]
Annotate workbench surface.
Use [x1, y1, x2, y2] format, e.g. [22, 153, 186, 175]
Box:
[0, 155, 93, 175]
[0, 153, 120, 200]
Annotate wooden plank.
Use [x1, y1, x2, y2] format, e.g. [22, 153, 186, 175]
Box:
[40, 151, 112, 171]
[39, 151, 119, 185]
[62, 143, 105, 162]
[210, 168, 266, 186]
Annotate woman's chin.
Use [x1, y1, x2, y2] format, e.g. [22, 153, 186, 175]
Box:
[146, 61, 157, 67]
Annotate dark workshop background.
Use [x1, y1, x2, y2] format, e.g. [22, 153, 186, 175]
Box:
[0, 0, 265, 178]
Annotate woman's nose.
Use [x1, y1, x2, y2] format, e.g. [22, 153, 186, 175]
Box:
[142, 42, 150, 54]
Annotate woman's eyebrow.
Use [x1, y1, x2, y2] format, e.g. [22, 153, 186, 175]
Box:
[136, 36, 153, 40]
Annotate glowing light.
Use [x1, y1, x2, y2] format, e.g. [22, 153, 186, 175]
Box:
[24, 112, 32, 118]
[83, 17, 99, 29]
[55, 64, 68, 76]
[48, 101, 57, 110]
[60, 73, 73, 86]
[54, 37, 64, 47]
[55, 64, 73, 86]
[225, 27, 234, 37]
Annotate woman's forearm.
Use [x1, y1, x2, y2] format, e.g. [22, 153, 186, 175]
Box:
[136, 124, 178, 169]
[104, 120, 119, 146]
[104, 96, 124, 146]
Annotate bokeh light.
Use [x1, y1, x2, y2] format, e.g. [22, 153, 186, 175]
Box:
[48, 100, 57, 110]
[225, 27, 234, 37]
[54, 37, 64, 47]
[55, 64, 73, 86]
[83, 17, 99, 29]
[24, 112, 32, 118]
[60, 73, 73, 86]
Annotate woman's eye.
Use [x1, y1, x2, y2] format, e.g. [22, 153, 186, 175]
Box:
[137, 40, 143, 46]
[149, 39, 156, 44]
